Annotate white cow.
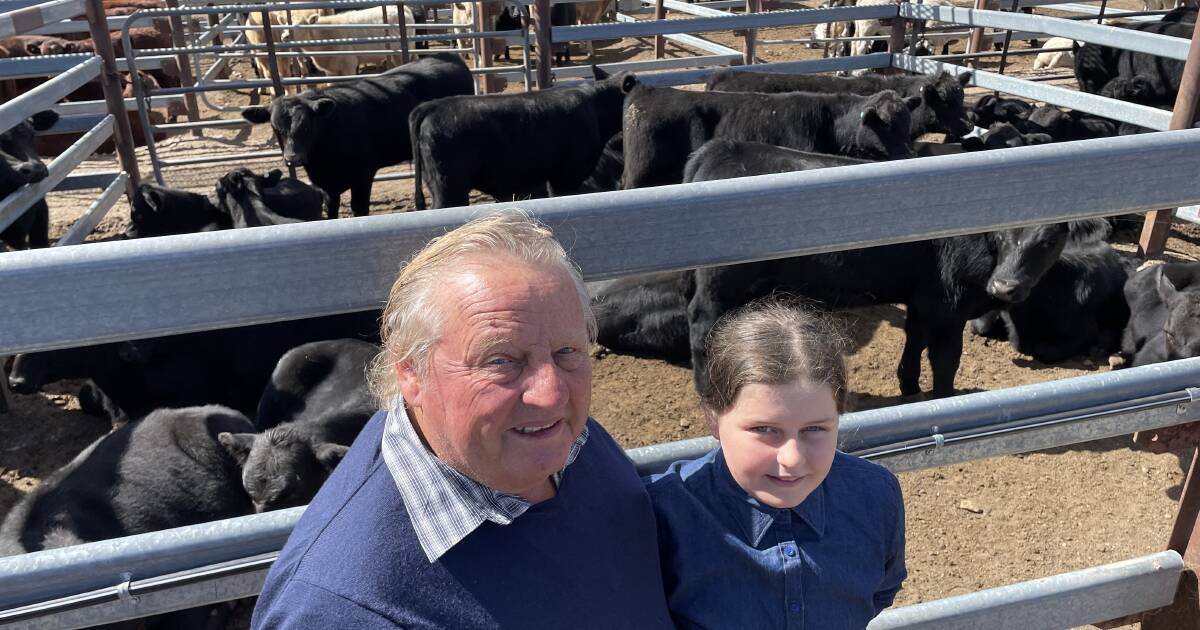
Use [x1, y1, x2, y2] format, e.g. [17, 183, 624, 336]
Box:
[288, 5, 416, 78]
[245, 7, 332, 95]
[1033, 36, 1077, 70]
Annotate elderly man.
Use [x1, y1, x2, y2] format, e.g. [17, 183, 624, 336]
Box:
[251, 213, 674, 628]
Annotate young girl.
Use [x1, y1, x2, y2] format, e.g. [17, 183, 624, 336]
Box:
[646, 298, 906, 629]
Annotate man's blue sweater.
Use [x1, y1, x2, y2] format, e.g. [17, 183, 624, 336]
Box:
[251, 411, 674, 629]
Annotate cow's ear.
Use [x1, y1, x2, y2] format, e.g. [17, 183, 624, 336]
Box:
[139, 185, 162, 210]
[1067, 218, 1110, 244]
[241, 106, 271, 124]
[921, 84, 937, 101]
[904, 95, 923, 111]
[621, 74, 639, 94]
[1157, 268, 1181, 305]
[25, 42, 39, 55]
[30, 110, 59, 131]
[315, 443, 350, 471]
[860, 107, 879, 125]
[218, 432, 256, 467]
[957, 71, 973, 87]
[312, 98, 336, 116]
[591, 64, 609, 81]
[305, 13, 321, 23]
[264, 169, 283, 187]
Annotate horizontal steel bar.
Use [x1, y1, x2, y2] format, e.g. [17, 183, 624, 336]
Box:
[552, 53, 741, 82]
[54, 172, 128, 247]
[0, 114, 111, 235]
[637, 52, 890, 86]
[52, 94, 181, 115]
[556, 4, 899, 42]
[54, 170, 120, 192]
[659, 0, 727, 18]
[39, 112, 106, 135]
[612, 11, 742, 57]
[0, 0, 82, 39]
[867, 551, 1184, 630]
[898, 4, 1190, 60]
[152, 118, 250, 132]
[0, 54, 166, 80]
[158, 148, 282, 166]
[0, 55, 98, 134]
[28, 14, 129, 35]
[628, 357, 1200, 474]
[6, 128, 1200, 353]
[895, 55, 1174, 130]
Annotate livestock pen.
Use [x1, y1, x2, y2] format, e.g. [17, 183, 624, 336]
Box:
[1, 0, 1200, 628]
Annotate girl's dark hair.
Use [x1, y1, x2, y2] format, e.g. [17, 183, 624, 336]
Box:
[699, 297, 849, 414]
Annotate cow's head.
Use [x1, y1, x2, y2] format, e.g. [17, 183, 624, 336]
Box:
[219, 426, 348, 513]
[126, 183, 224, 238]
[1157, 270, 1200, 360]
[987, 219, 1109, 303]
[850, 90, 919, 160]
[242, 95, 335, 167]
[913, 71, 973, 139]
[8, 340, 144, 394]
[0, 110, 56, 197]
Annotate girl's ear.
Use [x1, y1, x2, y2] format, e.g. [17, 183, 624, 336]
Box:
[702, 407, 720, 440]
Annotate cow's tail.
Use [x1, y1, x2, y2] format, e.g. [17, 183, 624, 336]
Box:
[409, 103, 430, 211]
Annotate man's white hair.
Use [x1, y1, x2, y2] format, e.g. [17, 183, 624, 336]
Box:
[369, 211, 597, 404]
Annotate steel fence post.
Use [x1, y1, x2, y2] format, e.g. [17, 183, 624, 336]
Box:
[164, 0, 201, 135]
[85, 0, 141, 200]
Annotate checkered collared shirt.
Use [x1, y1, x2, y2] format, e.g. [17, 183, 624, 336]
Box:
[380, 397, 590, 563]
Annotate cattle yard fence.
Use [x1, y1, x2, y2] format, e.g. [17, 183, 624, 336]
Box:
[2, 0, 1200, 628]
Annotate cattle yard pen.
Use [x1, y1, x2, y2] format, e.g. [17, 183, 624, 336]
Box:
[1, 0, 1200, 628]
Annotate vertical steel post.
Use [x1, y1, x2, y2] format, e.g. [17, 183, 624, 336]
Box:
[886, 7, 907, 75]
[84, 0, 140, 201]
[996, 0, 1021, 76]
[965, 0, 989, 68]
[534, 0, 553, 88]
[654, 0, 666, 58]
[396, 2, 410, 64]
[258, 9, 298, 180]
[1167, 449, 1200, 567]
[163, 0, 201, 135]
[1140, 18, 1200, 257]
[742, 0, 760, 65]
[519, 3, 533, 92]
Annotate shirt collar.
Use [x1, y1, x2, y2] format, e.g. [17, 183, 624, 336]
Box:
[713, 448, 826, 547]
[380, 396, 590, 562]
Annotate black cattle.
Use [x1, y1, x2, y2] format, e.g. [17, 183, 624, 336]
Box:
[683, 138, 869, 183]
[126, 169, 329, 238]
[705, 69, 973, 139]
[0, 406, 254, 555]
[217, 339, 377, 512]
[214, 167, 326, 227]
[621, 84, 918, 189]
[1024, 106, 1120, 141]
[410, 68, 637, 209]
[241, 53, 473, 218]
[1161, 5, 1197, 23]
[0, 110, 58, 251]
[1121, 263, 1200, 367]
[683, 149, 1107, 396]
[1073, 22, 1192, 107]
[577, 132, 625, 193]
[590, 271, 692, 366]
[961, 122, 1054, 151]
[967, 93, 1034, 129]
[9, 311, 382, 424]
[972, 239, 1132, 364]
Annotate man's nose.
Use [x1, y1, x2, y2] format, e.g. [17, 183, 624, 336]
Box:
[777, 438, 804, 469]
[522, 359, 569, 409]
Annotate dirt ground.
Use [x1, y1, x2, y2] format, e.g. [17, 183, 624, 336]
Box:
[4, 1, 1195, 626]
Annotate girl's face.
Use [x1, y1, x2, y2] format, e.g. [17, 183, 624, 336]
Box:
[708, 379, 839, 509]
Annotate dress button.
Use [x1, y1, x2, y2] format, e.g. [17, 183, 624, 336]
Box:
[790, 602, 801, 613]
[783, 545, 797, 557]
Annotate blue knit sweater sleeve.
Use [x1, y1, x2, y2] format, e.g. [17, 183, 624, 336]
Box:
[254, 578, 399, 629]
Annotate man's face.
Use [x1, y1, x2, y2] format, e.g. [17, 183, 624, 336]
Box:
[398, 257, 592, 501]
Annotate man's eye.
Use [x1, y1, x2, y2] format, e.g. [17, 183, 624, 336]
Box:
[750, 426, 776, 435]
[487, 356, 514, 366]
[803, 425, 828, 433]
[556, 346, 578, 355]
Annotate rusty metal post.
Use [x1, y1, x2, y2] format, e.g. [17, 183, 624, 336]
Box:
[884, 9, 907, 76]
[654, 0, 666, 58]
[534, 0, 553, 88]
[396, 2, 410, 64]
[1139, 18, 1200, 257]
[965, 0, 989, 68]
[1142, 569, 1200, 630]
[742, 0, 760, 65]
[84, 0, 141, 200]
[1167, 449, 1200, 567]
[163, 0, 201, 135]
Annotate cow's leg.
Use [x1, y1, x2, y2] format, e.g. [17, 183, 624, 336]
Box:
[685, 268, 716, 394]
[322, 187, 341, 219]
[349, 178, 373, 217]
[28, 203, 48, 248]
[898, 308, 930, 398]
[927, 318, 965, 398]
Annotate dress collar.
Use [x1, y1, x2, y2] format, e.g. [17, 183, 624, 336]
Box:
[712, 448, 826, 547]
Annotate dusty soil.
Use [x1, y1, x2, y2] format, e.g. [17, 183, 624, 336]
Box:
[4, 1, 1195, 626]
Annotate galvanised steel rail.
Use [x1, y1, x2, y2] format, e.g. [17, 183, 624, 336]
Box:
[2, 358, 1197, 627]
[0, 0, 81, 38]
[5, 127, 1200, 354]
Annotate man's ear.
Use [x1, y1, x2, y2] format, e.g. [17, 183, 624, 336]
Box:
[394, 359, 423, 407]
